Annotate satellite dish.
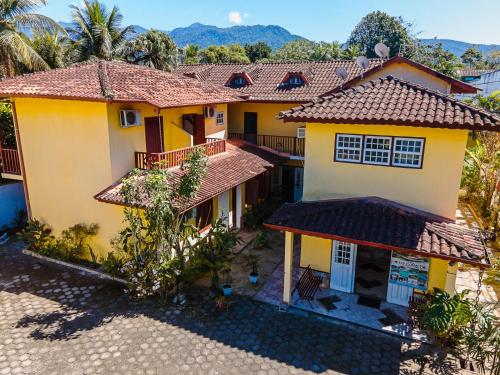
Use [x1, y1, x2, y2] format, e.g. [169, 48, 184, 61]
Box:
[374, 42, 390, 59]
[356, 56, 370, 70]
[335, 67, 348, 81]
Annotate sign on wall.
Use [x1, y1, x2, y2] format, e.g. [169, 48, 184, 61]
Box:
[389, 253, 429, 291]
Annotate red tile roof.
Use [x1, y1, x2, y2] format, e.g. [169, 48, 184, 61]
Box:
[175, 56, 477, 102]
[0, 60, 242, 108]
[279, 76, 499, 131]
[264, 197, 491, 267]
[94, 140, 285, 211]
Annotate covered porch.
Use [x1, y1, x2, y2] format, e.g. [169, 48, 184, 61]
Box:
[262, 197, 491, 338]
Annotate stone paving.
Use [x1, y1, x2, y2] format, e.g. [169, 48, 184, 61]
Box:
[0, 241, 464, 374]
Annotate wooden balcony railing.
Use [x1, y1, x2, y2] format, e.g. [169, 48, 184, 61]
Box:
[228, 133, 305, 157]
[135, 139, 226, 170]
[0, 148, 21, 175]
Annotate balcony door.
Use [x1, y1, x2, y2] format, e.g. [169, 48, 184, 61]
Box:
[243, 112, 257, 144]
[145, 116, 164, 153]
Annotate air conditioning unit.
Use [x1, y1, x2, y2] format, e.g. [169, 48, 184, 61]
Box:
[119, 110, 142, 128]
[297, 127, 306, 139]
[204, 106, 216, 118]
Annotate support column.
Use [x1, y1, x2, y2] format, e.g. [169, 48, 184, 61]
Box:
[283, 231, 294, 304]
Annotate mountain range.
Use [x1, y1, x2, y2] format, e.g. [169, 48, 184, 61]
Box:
[61, 22, 500, 57]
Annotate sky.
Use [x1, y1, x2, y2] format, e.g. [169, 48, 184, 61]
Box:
[39, 0, 500, 45]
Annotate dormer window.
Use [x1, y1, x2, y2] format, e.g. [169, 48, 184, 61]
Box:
[278, 72, 309, 88]
[225, 72, 253, 88]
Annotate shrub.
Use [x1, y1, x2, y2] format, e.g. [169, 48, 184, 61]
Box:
[101, 252, 125, 277]
[18, 219, 56, 251]
[253, 230, 268, 249]
[243, 252, 260, 276]
[58, 223, 99, 261]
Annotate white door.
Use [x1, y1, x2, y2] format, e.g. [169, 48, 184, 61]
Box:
[235, 184, 242, 228]
[386, 252, 413, 306]
[217, 191, 230, 229]
[330, 241, 357, 293]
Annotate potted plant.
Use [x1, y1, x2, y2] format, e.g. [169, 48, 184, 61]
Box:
[244, 252, 260, 284]
[221, 267, 232, 296]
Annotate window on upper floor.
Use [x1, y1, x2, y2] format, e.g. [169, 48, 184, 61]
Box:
[288, 75, 304, 85]
[334, 133, 425, 169]
[216, 111, 225, 126]
[363, 136, 392, 165]
[231, 76, 247, 87]
[392, 137, 424, 168]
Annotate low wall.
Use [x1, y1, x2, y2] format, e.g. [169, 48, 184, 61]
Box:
[0, 181, 26, 228]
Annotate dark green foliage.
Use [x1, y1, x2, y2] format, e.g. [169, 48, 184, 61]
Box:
[253, 230, 268, 249]
[59, 223, 99, 260]
[0, 103, 15, 148]
[347, 11, 415, 58]
[243, 252, 260, 275]
[272, 40, 344, 62]
[18, 219, 56, 252]
[101, 252, 125, 277]
[198, 44, 250, 64]
[415, 43, 463, 78]
[125, 29, 178, 71]
[244, 42, 271, 62]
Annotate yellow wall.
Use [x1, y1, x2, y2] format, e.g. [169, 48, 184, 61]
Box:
[227, 102, 304, 137]
[358, 61, 451, 93]
[300, 235, 332, 272]
[303, 123, 468, 219]
[14, 98, 126, 258]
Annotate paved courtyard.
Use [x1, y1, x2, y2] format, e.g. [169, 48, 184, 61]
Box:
[0, 241, 463, 374]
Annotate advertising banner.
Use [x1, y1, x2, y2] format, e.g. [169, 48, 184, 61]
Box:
[389, 253, 429, 291]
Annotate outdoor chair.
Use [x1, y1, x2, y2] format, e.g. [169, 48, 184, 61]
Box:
[292, 265, 322, 308]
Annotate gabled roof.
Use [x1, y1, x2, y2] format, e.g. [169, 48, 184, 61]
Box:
[95, 140, 285, 211]
[0, 60, 242, 108]
[175, 56, 477, 102]
[264, 197, 491, 267]
[279, 76, 500, 131]
[458, 68, 495, 78]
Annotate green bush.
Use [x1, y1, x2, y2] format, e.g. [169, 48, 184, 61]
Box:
[253, 230, 268, 249]
[18, 219, 56, 251]
[101, 252, 125, 277]
[58, 223, 99, 261]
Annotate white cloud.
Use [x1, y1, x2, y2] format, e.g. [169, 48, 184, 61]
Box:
[228, 11, 243, 24]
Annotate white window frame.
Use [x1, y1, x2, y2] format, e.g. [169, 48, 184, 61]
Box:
[216, 111, 225, 126]
[363, 136, 392, 166]
[392, 137, 424, 168]
[335, 134, 363, 163]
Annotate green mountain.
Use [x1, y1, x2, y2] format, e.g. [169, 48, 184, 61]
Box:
[419, 39, 500, 57]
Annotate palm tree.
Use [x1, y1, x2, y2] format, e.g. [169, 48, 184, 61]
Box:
[0, 0, 62, 77]
[31, 30, 70, 69]
[125, 29, 178, 71]
[67, 0, 133, 61]
[342, 44, 362, 60]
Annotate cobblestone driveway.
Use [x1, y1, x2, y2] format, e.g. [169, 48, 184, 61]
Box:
[0, 242, 460, 374]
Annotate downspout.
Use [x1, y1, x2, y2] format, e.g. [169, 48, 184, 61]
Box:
[10, 100, 32, 219]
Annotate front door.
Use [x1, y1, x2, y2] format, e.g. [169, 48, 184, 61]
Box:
[145, 117, 164, 153]
[243, 112, 257, 144]
[217, 191, 230, 230]
[386, 252, 414, 306]
[293, 167, 304, 202]
[330, 241, 357, 293]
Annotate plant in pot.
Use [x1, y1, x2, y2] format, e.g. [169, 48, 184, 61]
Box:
[220, 266, 233, 296]
[244, 252, 260, 285]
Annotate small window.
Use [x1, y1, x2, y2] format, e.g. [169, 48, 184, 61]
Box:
[297, 127, 306, 139]
[288, 75, 303, 85]
[363, 136, 391, 165]
[231, 76, 246, 87]
[393, 138, 424, 168]
[216, 112, 225, 126]
[336, 134, 362, 162]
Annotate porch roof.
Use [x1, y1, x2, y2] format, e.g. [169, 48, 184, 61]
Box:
[264, 197, 491, 268]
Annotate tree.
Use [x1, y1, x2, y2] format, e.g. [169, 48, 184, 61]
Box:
[415, 43, 463, 78]
[0, 0, 62, 77]
[30, 31, 70, 69]
[0, 102, 15, 148]
[244, 41, 271, 62]
[125, 29, 178, 71]
[198, 45, 250, 64]
[272, 40, 344, 61]
[116, 147, 208, 299]
[461, 46, 483, 67]
[67, 0, 133, 61]
[347, 11, 415, 58]
[342, 44, 362, 60]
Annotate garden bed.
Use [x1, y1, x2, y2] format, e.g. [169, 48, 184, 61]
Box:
[22, 249, 128, 285]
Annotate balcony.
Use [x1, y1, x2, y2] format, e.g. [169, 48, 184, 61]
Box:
[0, 148, 21, 175]
[228, 133, 304, 158]
[135, 139, 226, 170]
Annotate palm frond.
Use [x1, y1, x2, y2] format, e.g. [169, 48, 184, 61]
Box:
[0, 29, 48, 70]
[13, 13, 65, 34]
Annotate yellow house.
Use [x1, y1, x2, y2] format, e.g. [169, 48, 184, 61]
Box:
[0, 61, 282, 258]
[175, 56, 478, 202]
[264, 76, 497, 311]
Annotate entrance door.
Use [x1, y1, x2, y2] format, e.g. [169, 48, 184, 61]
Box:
[330, 241, 357, 293]
[183, 114, 206, 145]
[217, 191, 230, 230]
[145, 117, 164, 153]
[386, 252, 413, 306]
[293, 167, 304, 202]
[243, 112, 257, 144]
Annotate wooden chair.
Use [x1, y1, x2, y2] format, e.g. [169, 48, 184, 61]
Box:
[292, 265, 323, 308]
